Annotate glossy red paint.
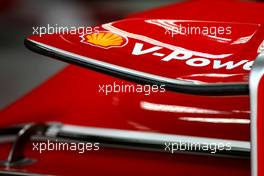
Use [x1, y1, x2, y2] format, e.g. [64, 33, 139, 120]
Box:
[1, 0, 264, 176]
[0, 142, 250, 176]
[27, 19, 264, 84]
[0, 65, 250, 141]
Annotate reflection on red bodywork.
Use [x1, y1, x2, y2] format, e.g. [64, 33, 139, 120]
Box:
[0, 65, 250, 141]
[0, 142, 250, 176]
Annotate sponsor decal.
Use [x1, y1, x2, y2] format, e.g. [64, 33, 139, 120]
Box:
[80, 31, 128, 49]
[132, 42, 253, 71]
[102, 21, 257, 71]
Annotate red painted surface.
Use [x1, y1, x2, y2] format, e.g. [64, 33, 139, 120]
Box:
[1, 0, 264, 175]
[0, 65, 250, 140]
[0, 142, 250, 176]
[27, 19, 264, 84]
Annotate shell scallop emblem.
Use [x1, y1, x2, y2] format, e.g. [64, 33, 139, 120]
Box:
[81, 32, 128, 49]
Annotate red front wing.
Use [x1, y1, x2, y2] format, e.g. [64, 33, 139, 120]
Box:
[1, 1, 264, 176]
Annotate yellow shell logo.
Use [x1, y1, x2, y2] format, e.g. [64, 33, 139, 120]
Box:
[81, 32, 127, 49]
